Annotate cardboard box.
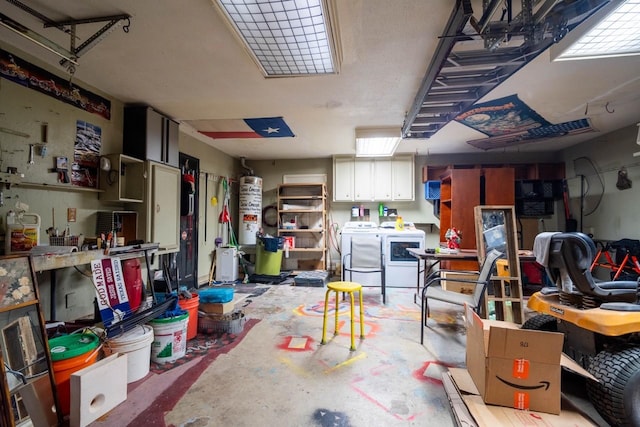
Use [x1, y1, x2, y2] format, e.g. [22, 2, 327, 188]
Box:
[445, 369, 599, 426]
[200, 300, 235, 314]
[465, 305, 564, 414]
[441, 272, 478, 295]
[199, 293, 249, 314]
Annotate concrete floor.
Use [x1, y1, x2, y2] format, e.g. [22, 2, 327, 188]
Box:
[90, 282, 608, 427]
[91, 284, 467, 426]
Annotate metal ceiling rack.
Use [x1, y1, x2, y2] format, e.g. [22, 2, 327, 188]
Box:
[402, 0, 610, 140]
[1, 0, 130, 73]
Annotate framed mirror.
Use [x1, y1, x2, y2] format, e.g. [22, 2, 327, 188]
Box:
[0, 255, 60, 426]
[474, 205, 518, 265]
[473, 205, 525, 323]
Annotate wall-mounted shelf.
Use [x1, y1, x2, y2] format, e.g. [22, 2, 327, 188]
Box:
[99, 154, 145, 203]
[16, 182, 104, 193]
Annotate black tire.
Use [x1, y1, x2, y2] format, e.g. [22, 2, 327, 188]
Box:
[521, 314, 558, 332]
[587, 346, 640, 427]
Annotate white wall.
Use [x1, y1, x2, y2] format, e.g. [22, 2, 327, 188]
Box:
[562, 124, 640, 240]
[0, 43, 240, 321]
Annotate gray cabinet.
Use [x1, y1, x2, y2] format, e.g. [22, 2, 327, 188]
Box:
[123, 106, 179, 168]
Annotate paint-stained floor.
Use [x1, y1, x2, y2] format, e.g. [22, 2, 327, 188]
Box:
[88, 284, 492, 426]
[162, 284, 462, 427]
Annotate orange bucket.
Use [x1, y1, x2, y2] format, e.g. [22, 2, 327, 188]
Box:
[49, 333, 101, 416]
[178, 293, 199, 340]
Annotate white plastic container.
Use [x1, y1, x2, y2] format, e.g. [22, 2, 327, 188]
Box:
[216, 246, 238, 282]
[5, 213, 40, 254]
[149, 314, 189, 364]
[105, 325, 154, 383]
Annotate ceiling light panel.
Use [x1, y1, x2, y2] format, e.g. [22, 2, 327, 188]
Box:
[355, 128, 401, 157]
[215, 0, 338, 76]
[555, 0, 640, 60]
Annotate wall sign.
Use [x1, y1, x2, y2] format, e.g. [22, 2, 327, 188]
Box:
[0, 48, 111, 120]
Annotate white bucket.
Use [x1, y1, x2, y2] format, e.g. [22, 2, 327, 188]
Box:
[105, 325, 154, 383]
[149, 313, 189, 364]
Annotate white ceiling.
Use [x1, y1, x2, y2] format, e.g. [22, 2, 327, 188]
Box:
[1, 0, 639, 160]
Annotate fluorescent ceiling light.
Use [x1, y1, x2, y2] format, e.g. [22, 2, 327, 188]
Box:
[553, 0, 640, 61]
[355, 128, 401, 158]
[213, 0, 340, 77]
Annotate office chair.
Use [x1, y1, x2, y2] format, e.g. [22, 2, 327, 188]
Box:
[420, 248, 503, 344]
[342, 235, 386, 303]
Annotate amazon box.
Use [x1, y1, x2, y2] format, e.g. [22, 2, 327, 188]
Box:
[465, 304, 564, 414]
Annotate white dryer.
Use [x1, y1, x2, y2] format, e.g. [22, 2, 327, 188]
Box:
[379, 221, 425, 288]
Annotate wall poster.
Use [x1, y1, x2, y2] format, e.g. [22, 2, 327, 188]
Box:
[72, 120, 101, 188]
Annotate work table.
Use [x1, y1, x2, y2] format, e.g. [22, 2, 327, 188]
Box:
[31, 243, 160, 272]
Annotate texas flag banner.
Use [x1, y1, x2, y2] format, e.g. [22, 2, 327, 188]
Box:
[186, 117, 295, 139]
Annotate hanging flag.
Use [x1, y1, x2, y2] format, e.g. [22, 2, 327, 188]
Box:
[186, 117, 295, 139]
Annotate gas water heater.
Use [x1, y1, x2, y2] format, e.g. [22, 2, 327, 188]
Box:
[238, 175, 262, 245]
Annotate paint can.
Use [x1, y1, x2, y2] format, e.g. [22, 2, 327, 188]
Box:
[49, 332, 101, 416]
[178, 293, 200, 340]
[105, 325, 154, 383]
[149, 313, 189, 364]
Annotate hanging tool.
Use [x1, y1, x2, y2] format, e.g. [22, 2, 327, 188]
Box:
[28, 144, 35, 164]
[204, 172, 208, 242]
[55, 156, 70, 183]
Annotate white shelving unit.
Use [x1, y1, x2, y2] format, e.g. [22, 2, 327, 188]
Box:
[277, 183, 327, 271]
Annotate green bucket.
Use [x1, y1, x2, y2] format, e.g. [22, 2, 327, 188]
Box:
[255, 237, 284, 275]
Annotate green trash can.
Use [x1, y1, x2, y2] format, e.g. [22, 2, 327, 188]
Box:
[255, 237, 284, 275]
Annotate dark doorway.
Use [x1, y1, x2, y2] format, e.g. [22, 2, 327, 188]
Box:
[178, 152, 199, 289]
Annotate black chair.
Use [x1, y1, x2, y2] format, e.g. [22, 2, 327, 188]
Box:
[420, 248, 503, 344]
[342, 235, 386, 303]
[543, 232, 638, 308]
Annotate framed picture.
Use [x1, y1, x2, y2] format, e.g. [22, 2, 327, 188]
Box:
[0, 255, 60, 426]
[0, 256, 37, 312]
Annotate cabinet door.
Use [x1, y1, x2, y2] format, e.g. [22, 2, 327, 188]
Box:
[392, 155, 414, 200]
[373, 159, 392, 200]
[124, 106, 179, 167]
[145, 108, 165, 164]
[150, 163, 180, 253]
[333, 157, 354, 201]
[354, 159, 374, 201]
[164, 118, 180, 168]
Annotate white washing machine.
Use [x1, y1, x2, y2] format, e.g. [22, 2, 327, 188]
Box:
[379, 221, 425, 288]
[340, 221, 386, 286]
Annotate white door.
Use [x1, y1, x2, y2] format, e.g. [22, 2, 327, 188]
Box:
[392, 155, 414, 201]
[354, 159, 374, 201]
[333, 157, 354, 201]
[373, 159, 392, 200]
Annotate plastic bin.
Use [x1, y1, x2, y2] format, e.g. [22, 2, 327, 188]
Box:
[199, 287, 234, 303]
[49, 333, 101, 416]
[255, 237, 284, 276]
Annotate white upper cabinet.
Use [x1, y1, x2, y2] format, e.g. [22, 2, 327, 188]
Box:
[391, 155, 415, 201]
[373, 159, 392, 200]
[353, 160, 374, 201]
[333, 157, 354, 201]
[333, 155, 414, 202]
